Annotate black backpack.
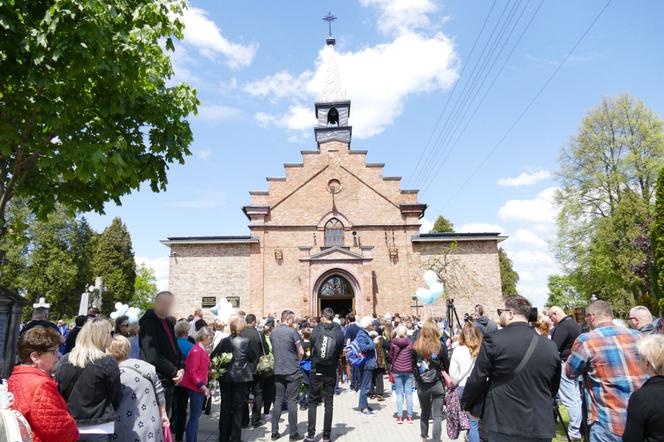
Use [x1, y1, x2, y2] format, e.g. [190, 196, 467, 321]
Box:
[313, 326, 338, 366]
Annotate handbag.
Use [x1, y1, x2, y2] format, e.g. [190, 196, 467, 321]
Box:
[445, 386, 470, 439]
[469, 332, 539, 418]
[163, 425, 173, 442]
[257, 333, 274, 377]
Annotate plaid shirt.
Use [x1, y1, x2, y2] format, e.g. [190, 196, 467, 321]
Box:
[565, 323, 648, 436]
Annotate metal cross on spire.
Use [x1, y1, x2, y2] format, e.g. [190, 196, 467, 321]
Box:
[323, 12, 337, 37]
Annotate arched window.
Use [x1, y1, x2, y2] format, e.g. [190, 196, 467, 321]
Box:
[327, 107, 339, 126]
[319, 275, 354, 298]
[324, 218, 344, 247]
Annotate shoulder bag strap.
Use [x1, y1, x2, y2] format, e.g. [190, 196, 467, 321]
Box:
[493, 332, 539, 387]
[390, 345, 405, 373]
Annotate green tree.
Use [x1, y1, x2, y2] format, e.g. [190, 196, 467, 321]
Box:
[545, 274, 583, 312]
[0, 0, 198, 239]
[133, 263, 158, 312]
[498, 248, 519, 296]
[18, 208, 87, 318]
[92, 218, 135, 305]
[431, 215, 454, 233]
[653, 167, 664, 305]
[556, 95, 664, 307]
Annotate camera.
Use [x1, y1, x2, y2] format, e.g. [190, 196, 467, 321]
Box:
[463, 313, 473, 323]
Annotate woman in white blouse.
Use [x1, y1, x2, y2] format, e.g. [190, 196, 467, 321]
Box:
[449, 322, 483, 442]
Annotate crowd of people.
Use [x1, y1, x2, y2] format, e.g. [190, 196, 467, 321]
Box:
[4, 292, 664, 442]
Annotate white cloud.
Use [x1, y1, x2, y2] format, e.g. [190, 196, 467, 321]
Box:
[180, 7, 258, 69]
[419, 218, 434, 233]
[136, 256, 170, 291]
[502, 248, 560, 308]
[195, 149, 212, 160]
[498, 187, 559, 225]
[196, 104, 241, 121]
[359, 0, 438, 35]
[458, 222, 503, 234]
[245, 2, 457, 139]
[509, 228, 548, 249]
[497, 169, 551, 187]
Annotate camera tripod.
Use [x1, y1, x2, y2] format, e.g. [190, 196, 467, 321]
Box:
[446, 298, 463, 336]
[554, 400, 572, 442]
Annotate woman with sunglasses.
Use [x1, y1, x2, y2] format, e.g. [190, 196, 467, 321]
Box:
[56, 317, 122, 441]
[8, 326, 79, 442]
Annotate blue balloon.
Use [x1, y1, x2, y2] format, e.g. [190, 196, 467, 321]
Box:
[429, 282, 444, 300]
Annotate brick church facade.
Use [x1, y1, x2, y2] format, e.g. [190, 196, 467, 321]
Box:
[162, 36, 505, 321]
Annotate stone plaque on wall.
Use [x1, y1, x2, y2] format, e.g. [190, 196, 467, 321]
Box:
[226, 296, 240, 308]
[201, 296, 217, 308]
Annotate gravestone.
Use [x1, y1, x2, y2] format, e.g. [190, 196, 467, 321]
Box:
[0, 289, 27, 379]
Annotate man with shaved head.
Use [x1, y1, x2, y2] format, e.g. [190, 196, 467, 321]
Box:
[549, 306, 583, 441]
[628, 305, 655, 335]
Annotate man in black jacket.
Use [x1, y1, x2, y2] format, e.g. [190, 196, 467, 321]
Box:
[462, 295, 561, 442]
[549, 306, 583, 441]
[242, 313, 269, 428]
[473, 304, 498, 336]
[139, 291, 183, 416]
[306, 307, 345, 442]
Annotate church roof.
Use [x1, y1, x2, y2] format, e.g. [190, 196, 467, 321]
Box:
[318, 44, 346, 102]
[161, 236, 259, 246]
[412, 232, 507, 243]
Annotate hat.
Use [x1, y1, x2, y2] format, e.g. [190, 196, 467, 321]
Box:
[384, 313, 392, 321]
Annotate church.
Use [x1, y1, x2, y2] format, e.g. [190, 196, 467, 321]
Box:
[162, 33, 506, 321]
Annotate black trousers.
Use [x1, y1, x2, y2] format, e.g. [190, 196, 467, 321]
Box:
[262, 375, 275, 415]
[307, 367, 336, 439]
[172, 385, 189, 441]
[242, 376, 264, 426]
[219, 381, 249, 442]
[271, 372, 303, 437]
[370, 368, 385, 396]
[163, 381, 175, 417]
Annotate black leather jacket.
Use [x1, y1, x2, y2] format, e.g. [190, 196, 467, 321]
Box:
[55, 354, 122, 426]
[212, 333, 257, 383]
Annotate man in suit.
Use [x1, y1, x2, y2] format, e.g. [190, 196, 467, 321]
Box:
[461, 295, 561, 442]
[242, 313, 270, 428]
[139, 291, 184, 416]
[548, 306, 583, 441]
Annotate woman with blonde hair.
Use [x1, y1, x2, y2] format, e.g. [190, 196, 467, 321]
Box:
[56, 317, 122, 441]
[449, 322, 483, 442]
[107, 335, 169, 441]
[412, 319, 450, 442]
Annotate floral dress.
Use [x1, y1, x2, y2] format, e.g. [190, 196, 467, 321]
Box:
[113, 358, 165, 442]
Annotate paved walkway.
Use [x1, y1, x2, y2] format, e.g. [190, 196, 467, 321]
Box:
[198, 380, 454, 441]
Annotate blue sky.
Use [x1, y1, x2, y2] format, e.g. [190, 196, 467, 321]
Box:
[86, 0, 664, 307]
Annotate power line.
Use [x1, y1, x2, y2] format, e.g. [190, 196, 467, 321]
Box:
[417, 0, 531, 189]
[413, 0, 526, 187]
[441, 0, 613, 207]
[419, 0, 544, 191]
[408, 0, 497, 187]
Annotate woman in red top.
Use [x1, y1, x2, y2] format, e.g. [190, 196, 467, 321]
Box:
[8, 326, 79, 442]
[180, 326, 213, 442]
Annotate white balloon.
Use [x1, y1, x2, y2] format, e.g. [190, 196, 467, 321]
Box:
[429, 282, 445, 300]
[416, 287, 429, 302]
[423, 270, 439, 288]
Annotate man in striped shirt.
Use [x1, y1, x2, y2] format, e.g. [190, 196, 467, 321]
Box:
[566, 300, 649, 442]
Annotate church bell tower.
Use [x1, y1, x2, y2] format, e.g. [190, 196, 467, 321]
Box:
[314, 13, 352, 148]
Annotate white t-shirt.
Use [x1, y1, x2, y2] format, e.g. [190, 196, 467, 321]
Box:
[449, 345, 476, 387]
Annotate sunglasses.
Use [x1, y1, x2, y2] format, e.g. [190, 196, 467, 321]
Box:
[497, 308, 512, 316]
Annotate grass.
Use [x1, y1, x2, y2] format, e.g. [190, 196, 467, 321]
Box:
[553, 405, 571, 442]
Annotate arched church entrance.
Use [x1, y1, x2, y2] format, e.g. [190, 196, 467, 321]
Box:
[315, 272, 355, 318]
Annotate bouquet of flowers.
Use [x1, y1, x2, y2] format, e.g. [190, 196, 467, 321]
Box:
[209, 352, 233, 380]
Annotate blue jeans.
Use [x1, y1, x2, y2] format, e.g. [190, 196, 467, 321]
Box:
[358, 367, 373, 410]
[186, 389, 205, 442]
[557, 367, 582, 439]
[458, 386, 479, 442]
[393, 373, 414, 417]
[589, 421, 622, 442]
